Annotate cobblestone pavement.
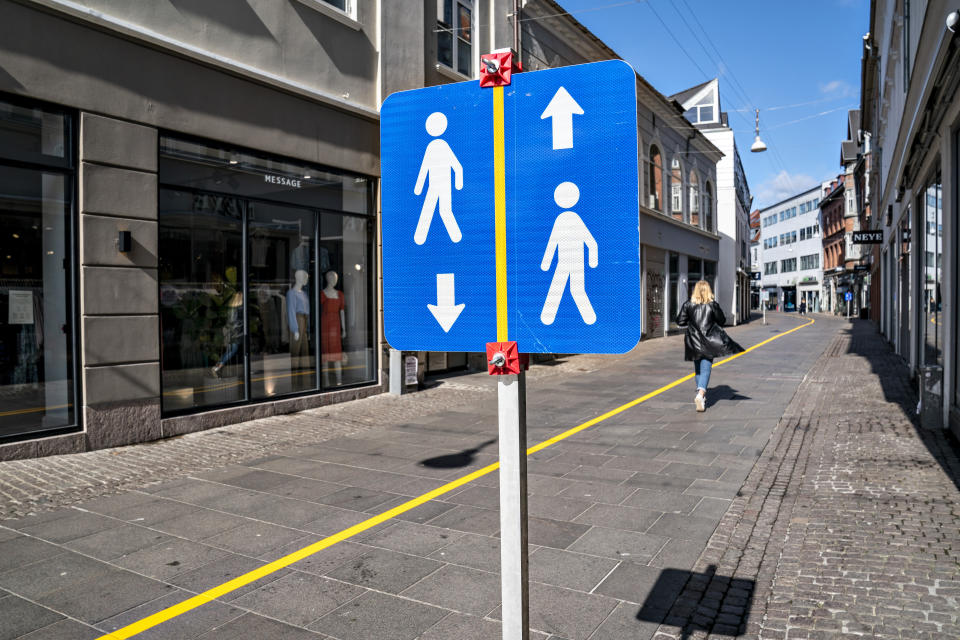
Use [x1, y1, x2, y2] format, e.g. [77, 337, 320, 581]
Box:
[652, 319, 960, 640]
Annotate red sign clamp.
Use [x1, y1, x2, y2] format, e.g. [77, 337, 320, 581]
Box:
[480, 50, 520, 88]
[486, 341, 529, 375]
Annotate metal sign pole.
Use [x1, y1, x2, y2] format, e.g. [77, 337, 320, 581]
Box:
[498, 370, 529, 640]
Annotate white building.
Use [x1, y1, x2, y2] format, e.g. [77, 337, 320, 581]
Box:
[757, 187, 824, 312]
[673, 79, 753, 324]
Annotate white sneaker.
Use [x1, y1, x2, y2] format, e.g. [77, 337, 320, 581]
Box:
[695, 393, 705, 412]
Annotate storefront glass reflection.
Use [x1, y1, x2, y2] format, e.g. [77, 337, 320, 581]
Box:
[159, 191, 246, 412]
[249, 204, 316, 397]
[922, 173, 942, 367]
[158, 136, 376, 415]
[0, 100, 75, 440]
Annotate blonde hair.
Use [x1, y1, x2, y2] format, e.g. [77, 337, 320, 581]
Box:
[691, 280, 715, 304]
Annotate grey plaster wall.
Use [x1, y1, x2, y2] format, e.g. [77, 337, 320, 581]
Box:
[79, 113, 162, 448]
[0, 1, 379, 176]
[380, 0, 424, 98]
[31, 0, 379, 108]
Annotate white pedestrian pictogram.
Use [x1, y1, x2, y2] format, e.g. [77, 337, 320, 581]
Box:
[413, 112, 463, 245]
[540, 182, 597, 325]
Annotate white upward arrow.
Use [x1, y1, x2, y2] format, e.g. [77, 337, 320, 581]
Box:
[540, 86, 583, 150]
[427, 273, 465, 332]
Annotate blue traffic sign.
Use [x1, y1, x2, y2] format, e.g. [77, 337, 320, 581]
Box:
[845, 291, 853, 301]
[381, 60, 640, 354]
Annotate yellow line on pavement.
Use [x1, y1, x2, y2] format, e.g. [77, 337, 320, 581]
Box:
[97, 315, 814, 640]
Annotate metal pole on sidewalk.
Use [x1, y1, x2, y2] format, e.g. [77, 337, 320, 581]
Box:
[498, 371, 529, 640]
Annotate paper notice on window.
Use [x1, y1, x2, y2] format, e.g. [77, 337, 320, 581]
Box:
[8, 290, 34, 324]
[404, 355, 418, 386]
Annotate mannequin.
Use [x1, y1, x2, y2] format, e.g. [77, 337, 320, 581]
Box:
[287, 270, 310, 388]
[321, 270, 346, 386]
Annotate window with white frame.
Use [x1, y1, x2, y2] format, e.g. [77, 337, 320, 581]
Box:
[647, 145, 663, 211]
[781, 258, 796, 273]
[764, 261, 778, 275]
[800, 253, 819, 270]
[437, 0, 473, 76]
[689, 169, 699, 226]
[704, 181, 713, 231]
[670, 158, 683, 220]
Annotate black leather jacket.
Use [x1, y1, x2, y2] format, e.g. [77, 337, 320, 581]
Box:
[676, 300, 732, 361]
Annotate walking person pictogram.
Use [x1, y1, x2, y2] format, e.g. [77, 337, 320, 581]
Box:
[540, 182, 598, 325]
[413, 112, 463, 245]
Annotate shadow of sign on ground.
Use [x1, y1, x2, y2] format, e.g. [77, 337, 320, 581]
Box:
[419, 438, 497, 468]
[638, 566, 754, 638]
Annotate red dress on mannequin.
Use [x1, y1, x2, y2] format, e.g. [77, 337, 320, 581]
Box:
[320, 290, 344, 362]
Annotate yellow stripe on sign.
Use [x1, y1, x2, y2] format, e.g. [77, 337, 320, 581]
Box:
[493, 84, 508, 341]
[96, 318, 814, 639]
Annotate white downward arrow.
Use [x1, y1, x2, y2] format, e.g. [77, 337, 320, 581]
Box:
[428, 273, 465, 332]
[540, 86, 583, 150]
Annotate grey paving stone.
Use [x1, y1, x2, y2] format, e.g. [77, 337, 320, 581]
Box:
[529, 546, 618, 592]
[315, 486, 402, 512]
[258, 475, 350, 502]
[195, 466, 299, 492]
[16, 510, 116, 543]
[690, 497, 732, 519]
[232, 570, 363, 627]
[682, 479, 745, 499]
[113, 538, 232, 580]
[274, 539, 367, 576]
[0, 535, 64, 574]
[555, 480, 637, 505]
[201, 521, 308, 557]
[64, 524, 172, 560]
[326, 547, 443, 593]
[390, 498, 459, 524]
[310, 590, 447, 640]
[35, 570, 177, 624]
[416, 613, 504, 640]
[149, 508, 249, 540]
[298, 505, 369, 536]
[645, 513, 720, 542]
[425, 504, 500, 535]
[168, 553, 292, 602]
[99, 496, 205, 526]
[149, 480, 243, 507]
[658, 462, 725, 481]
[586, 601, 660, 640]
[0, 552, 115, 599]
[74, 491, 158, 517]
[567, 527, 669, 563]
[16, 619, 102, 640]
[623, 472, 694, 493]
[528, 494, 593, 521]
[594, 562, 687, 606]
[95, 589, 243, 640]
[561, 465, 638, 482]
[400, 563, 500, 616]
[0, 593, 64, 640]
[215, 492, 333, 528]
[648, 538, 706, 571]
[197, 612, 326, 639]
[573, 503, 662, 533]
[492, 581, 618, 640]
[361, 520, 463, 556]
[0, 526, 18, 542]
[429, 532, 499, 570]
[525, 516, 591, 549]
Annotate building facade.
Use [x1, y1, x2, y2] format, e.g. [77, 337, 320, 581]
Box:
[860, 0, 959, 435]
[758, 187, 824, 312]
[749, 209, 761, 309]
[673, 79, 753, 325]
[0, 0, 721, 457]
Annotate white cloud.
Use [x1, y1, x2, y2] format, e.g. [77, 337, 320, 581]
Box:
[754, 171, 819, 207]
[819, 80, 853, 97]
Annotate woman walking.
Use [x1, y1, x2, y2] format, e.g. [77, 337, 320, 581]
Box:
[676, 280, 744, 412]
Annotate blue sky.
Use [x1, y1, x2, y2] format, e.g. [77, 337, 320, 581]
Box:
[553, 0, 870, 209]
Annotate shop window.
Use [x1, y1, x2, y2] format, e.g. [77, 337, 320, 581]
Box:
[437, 0, 473, 77]
[921, 171, 942, 367]
[647, 145, 662, 211]
[158, 137, 376, 416]
[0, 98, 76, 440]
[668, 253, 680, 330]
